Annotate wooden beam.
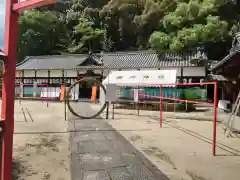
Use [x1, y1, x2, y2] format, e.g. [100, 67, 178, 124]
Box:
[12, 0, 56, 13]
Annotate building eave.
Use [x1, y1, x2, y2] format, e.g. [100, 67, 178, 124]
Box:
[210, 44, 240, 71]
[210, 51, 237, 71]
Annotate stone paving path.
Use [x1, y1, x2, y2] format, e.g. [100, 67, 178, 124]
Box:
[68, 103, 169, 180]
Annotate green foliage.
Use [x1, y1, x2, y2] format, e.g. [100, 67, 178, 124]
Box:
[16, 0, 240, 61]
[68, 18, 105, 53]
[17, 10, 69, 61]
[149, 32, 172, 51]
[184, 88, 202, 100]
[176, 88, 200, 112]
[151, 0, 230, 52]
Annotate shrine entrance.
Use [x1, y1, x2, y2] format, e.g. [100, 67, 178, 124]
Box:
[77, 70, 102, 100]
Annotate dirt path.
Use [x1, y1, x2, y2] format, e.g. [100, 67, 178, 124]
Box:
[68, 102, 169, 180]
[105, 110, 240, 180]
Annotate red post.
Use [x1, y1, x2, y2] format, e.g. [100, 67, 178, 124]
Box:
[1, 1, 19, 179]
[1, 1, 58, 179]
[159, 86, 163, 128]
[12, 0, 56, 13]
[213, 82, 218, 156]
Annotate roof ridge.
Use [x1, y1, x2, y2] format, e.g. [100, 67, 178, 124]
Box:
[104, 51, 157, 56]
[29, 54, 88, 58]
[16, 56, 31, 67]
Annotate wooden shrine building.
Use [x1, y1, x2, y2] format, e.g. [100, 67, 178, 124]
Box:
[210, 33, 240, 106]
[15, 53, 103, 99]
[15, 50, 209, 100]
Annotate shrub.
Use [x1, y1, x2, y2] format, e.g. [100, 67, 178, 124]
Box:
[176, 88, 199, 112]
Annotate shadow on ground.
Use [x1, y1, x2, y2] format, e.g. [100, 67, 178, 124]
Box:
[12, 158, 27, 180]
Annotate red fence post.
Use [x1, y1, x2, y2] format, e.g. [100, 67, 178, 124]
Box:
[1, 1, 19, 179]
[213, 82, 218, 156]
[2, 1, 59, 179]
[159, 86, 163, 128]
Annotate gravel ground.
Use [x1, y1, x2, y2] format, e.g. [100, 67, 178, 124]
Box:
[10, 100, 70, 180]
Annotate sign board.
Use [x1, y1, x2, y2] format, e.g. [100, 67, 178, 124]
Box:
[106, 84, 117, 102]
[102, 70, 177, 86]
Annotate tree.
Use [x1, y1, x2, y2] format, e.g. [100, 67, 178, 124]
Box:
[68, 18, 105, 53]
[134, 0, 177, 48]
[15, 0, 240, 62]
[17, 10, 69, 61]
[149, 31, 172, 51]
[149, 0, 234, 59]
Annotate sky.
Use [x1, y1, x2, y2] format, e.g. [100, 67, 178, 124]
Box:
[0, 1, 5, 50]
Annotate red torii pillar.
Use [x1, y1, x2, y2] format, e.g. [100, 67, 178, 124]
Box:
[1, 1, 58, 179]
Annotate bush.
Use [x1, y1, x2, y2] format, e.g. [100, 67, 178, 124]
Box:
[184, 88, 202, 100]
[176, 88, 198, 112]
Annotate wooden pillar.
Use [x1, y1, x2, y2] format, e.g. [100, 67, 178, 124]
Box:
[20, 70, 24, 98]
[47, 70, 50, 84]
[61, 69, 64, 84]
[22, 70, 24, 84]
[180, 67, 183, 83]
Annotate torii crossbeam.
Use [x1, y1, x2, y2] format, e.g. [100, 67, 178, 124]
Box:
[1, 1, 59, 179]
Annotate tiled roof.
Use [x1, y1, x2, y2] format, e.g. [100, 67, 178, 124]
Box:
[16, 50, 207, 70]
[211, 45, 240, 71]
[103, 51, 159, 69]
[207, 74, 229, 81]
[16, 54, 101, 70]
[103, 50, 207, 69]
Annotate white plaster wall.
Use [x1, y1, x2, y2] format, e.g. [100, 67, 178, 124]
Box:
[183, 67, 205, 77]
[103, 68, 158, 77]
[36, 70, 48, 77]
[49, 70, 62, 77]
[23, 70, 35, 77]
[160, 68, 181, 76]
[16, 71, 23, 78]
[64, 70, 78, 77]
[103, 68, 181, 78]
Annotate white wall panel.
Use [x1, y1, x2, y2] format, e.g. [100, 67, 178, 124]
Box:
[36, 70, 48, 77]
[23, 70, 35, 77]
[64, 70, 77, 77]
[49, 70, 62, 77]
[183, 67, 205, 77]
[16, 71, 23, 78]
[161, 68, 181, 76]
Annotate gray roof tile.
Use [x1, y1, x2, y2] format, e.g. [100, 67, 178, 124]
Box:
[211, 44, 240, 71]
[208, 74, 229, 81]
[103, 52, 159, 69]
[103, 51, 205, 69]
[16, 54, 100, 70]
[16, 50, 207, 70]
